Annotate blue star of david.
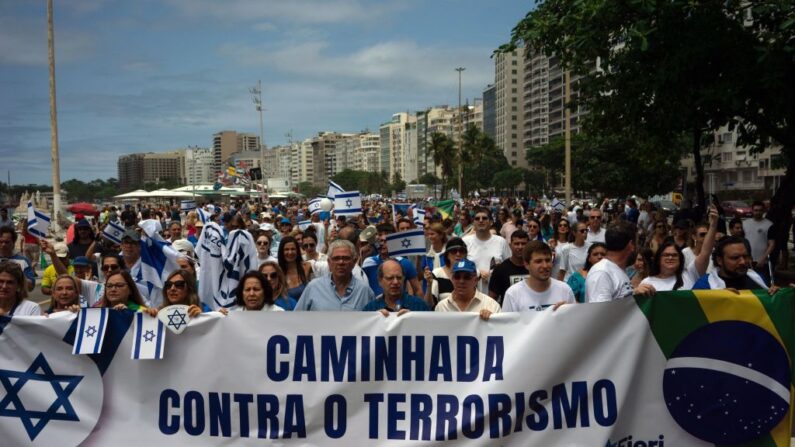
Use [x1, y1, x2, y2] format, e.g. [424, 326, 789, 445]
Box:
[84, 325, 97, 337]
[0, 353, 82, 441]
[345, 199, 352, 208]
[143, 330, 155, 342]
[167, 309, 188, 331]
[401, 238, 412, 248]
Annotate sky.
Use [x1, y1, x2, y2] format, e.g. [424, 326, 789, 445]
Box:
[0, 0, 531, 185]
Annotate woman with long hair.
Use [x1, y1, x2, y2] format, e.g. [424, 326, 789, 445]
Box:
[0, 261, 41, 316]
[647, 218, 669, 255]
[525, 217, 546, 242]
[259, 261, 297, 310]
[96, 270, 146, 311]
[255, 232, 276, 267]
[47, 275, 82, 313]
[144, 269, 223, 318]
[566, 243, 607, 303]
[423, 237, 468, 308]
[277, 236, 312, 302]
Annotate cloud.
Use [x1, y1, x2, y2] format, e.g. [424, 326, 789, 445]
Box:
[0, 17, 95, 66]
[218, 40, 493, 90]
[252, 22, 277, 32]
[164, 0, 406, 24]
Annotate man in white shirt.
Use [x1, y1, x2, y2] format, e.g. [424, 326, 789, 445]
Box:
[585, 208, 606, 243]
[586, 221, 655, 302]
[435, 259, 501, 320]
[742, 201, 774, 267]
[503, 241, 575, 311]
[463, 207, 512, 293]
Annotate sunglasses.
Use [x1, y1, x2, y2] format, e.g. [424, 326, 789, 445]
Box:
[697, 232, 708, 237]
[256, 240, 269, 246]
[302, 243, 316, 249]
[589, 215, 602, 220]
[164, 280, 187, 290]
[264, 272, 279, 280]
[558, 223, 569, 228]
[578, 229, 587, 233]
[473, 216, 490, 221]
[101, 264, 120, 272]
[452, 272, 476, 280]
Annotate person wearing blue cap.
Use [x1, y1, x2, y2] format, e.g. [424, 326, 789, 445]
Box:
[434, 258, 501, 320]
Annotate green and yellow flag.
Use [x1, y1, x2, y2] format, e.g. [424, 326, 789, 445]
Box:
[432, 199, 456, 220]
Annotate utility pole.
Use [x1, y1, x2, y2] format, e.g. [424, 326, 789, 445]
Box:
[250, 81, 265, 200]
[455, 67, 465, 197]
[564, 70, 572, 206]
[47, 0, 62, 231]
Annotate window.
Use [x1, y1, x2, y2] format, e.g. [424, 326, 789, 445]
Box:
[512, 142, 517, 148]
[722, 132, 733, 143]
[723, 152, 732, 162]
[512, 60, 517, 66]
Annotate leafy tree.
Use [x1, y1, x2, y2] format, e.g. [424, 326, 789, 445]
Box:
[460, 125, 510, 195]
[502, 0, 795, 247]
[429, 132, 457, 197]
[296, 181, 321, 198]
[391, 172, 406, 195]
[492, 168, 524, 195]
[417, 173, 440, 188]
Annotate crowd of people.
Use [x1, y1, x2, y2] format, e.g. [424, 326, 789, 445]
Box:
[0, 195, 792, 319]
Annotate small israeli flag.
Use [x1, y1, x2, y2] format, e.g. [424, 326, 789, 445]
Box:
[333, 191, 362, 216]
[386, 229, 426, 257]
[551, 198, 565, 211]
[413, 209, 426, 228]
[73, 308, 109, 355]
[308, 198, 322, 215]
[131, 312, 166, 360]
[180, 199, 196, 212]
[298, 220, 312, 231]
[26, 201, 50, 239]
[102, 220, 126, 244]
[327, 180, 345, 199]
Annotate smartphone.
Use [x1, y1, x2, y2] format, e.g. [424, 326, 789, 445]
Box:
[710, 194, 723, 216]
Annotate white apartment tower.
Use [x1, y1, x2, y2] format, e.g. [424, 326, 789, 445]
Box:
[494, 47, 526, 168]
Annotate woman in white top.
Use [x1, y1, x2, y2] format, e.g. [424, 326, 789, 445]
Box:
[641, 206, 718, 291]
[255, 233, 277, 267]
[234, 271, 284, 312]
[0, 260, 41, 316]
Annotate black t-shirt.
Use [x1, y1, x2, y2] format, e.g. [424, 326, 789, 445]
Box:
[719, 272, 760, 290]
[489, 259, 529, 304]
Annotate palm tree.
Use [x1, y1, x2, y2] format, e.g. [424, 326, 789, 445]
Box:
[429, 132, 456, 198]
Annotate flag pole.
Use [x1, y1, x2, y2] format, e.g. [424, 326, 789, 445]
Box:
[47, 0, 62, 234]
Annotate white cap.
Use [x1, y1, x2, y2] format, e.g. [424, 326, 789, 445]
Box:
[259, 223, 274, 231]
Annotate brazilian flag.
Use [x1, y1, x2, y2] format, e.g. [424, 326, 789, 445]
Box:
[432, 199, 456, 220]
[636, 289, 794, 447]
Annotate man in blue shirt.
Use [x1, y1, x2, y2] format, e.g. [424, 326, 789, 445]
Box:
[295, 239, 374, 311]
[363, 259, 430, 316]
[361, 223, 421, 296]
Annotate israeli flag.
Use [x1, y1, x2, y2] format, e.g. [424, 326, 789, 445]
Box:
[298, 220, 312, 231]
[386, 229, 426, 257]
[180, 200, 196, 212]
[413, 209, 426, 228]
[102, 220, 126, 244]
[333, 191, 362, 217]
[131, 312, 166, 360]
[73, 308, 109, 355]
[137, 220, 181, 308]
[327, 180, 345, 199]
[551, 198, 565, 211]
[308, 198, 322, 215]
[196, 206, 212, 225]
[26, 201, 50, 239]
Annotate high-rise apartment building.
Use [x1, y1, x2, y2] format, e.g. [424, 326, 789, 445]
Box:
[416, 106, 456, 180]
[483, 84, 496, 140]
[263, 145, 292, 181]
[118, 150, 185, 189]
[185, 147, 214, 185]
[212, 130, 260, 175]
[379, 113, 417, 182]
[494, 47, 526, 168]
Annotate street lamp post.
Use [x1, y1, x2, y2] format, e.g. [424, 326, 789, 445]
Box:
[250, 81, 265, 202]
[455, 67, 465, 197]
[564, 70, 572, 206]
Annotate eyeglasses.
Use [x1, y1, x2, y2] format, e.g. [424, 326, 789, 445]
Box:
[101, 264, 120, 272]
[447, 248, 466, 255]
[589, 215, 602, 220]
[697, 232, 708, 237]
[302, 243, 316, 249]
[474, 216, 489, 222]
[578, 229, 587, 233]
[105, 282, 128, 289]
[264, 272, 278, 280]
[256, 240, 269, 246]
[452, 272, 476, 280]
[528, 225, 539, 229]
[164, 280, 187, 290]
[558, 223, 569, 228]
[660, 253, 679, 259]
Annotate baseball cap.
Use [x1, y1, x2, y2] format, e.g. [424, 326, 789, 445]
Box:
[72, 256, 90, 267]
[76, 219, 91, 228]
[122, 229, 141, 242]
[171, 239, 194, 255]
[54, 242, 68, 258]
[280, 218, 291, 225]
[259, 223, 274, 232]
[451, 259, 477, 274]
[443, 237, 467, 255]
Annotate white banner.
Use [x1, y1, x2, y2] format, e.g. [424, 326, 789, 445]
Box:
[0, 290, 792, 446]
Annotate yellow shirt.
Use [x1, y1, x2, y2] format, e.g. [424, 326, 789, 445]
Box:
[41, 264, 74, 289]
